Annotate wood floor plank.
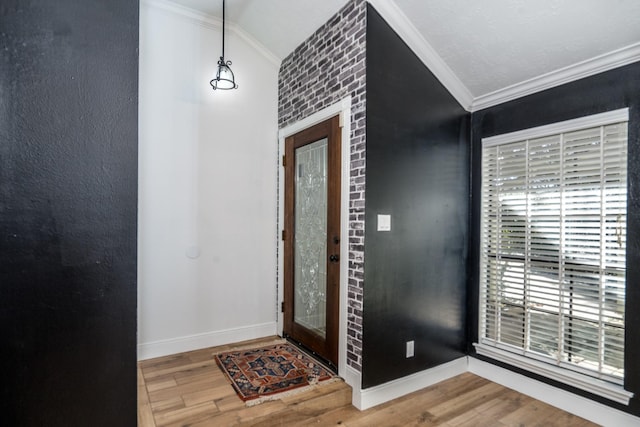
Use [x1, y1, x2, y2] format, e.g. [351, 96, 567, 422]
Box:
[445, 407, 484, 426]
[304, 403, 362, 426]
[343, 387, 446, 427]
[239, 383, 352, 426]
[194, 400, 287, 426]
[146, 377, 178, 393]
[498, 400, 558, 426]
[148, 374, 223, 403]
[427, 382, 506, 424]
[138, 367, 156, 427]
[433, 372, 491, 397]
[149, 396, 185, 414]
[278, 380, 350, 407]
[533, 410, 597, 427]
[153, 400, 219, 427]
[173, 366, 220, 384]
[447, 390, 525, 427]
[140, 354, 189, 371]
[214, 393, 247, 412]
[182, 384, 235, 407]
[143, 359, 219, 381]
[139, 337, 598, 427]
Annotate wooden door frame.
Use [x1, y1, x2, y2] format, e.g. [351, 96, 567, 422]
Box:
[283, 116, 340, 365]
[277, 97, 351, 379]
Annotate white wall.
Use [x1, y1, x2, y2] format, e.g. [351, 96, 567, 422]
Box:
[138, 0, 279, 359]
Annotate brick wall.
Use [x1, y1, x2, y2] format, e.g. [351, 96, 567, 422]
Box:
[278, 0, 366, 372]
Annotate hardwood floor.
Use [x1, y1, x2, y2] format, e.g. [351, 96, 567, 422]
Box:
[138, 337, 598, 426]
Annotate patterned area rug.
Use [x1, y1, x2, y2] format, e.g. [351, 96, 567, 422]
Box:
[215, 342, 335, 404]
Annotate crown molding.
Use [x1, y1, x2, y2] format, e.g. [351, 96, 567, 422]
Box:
[142, 0, 281, 68]
[471, 42, 640, 111]
[367, 0, 474, 111]
[145, 0, 640, 111]
[367, 1, 640, 113]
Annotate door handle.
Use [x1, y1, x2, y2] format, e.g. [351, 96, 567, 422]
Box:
[329, 254, 340, 262]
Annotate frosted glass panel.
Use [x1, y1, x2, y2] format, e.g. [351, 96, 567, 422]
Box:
[294, 138, 328, 338]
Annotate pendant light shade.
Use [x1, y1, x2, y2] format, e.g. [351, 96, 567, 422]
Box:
[210, 0, 237, 91]
[212, 57, 236, 90]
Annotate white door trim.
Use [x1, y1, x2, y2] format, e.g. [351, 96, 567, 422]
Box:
[277, 96, 352, 380]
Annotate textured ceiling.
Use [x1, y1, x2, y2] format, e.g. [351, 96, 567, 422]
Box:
[394, 0, 640, 96]
[172, 0, 640, 100]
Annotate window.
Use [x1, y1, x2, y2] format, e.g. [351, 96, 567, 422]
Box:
[475, 109, 633, 404]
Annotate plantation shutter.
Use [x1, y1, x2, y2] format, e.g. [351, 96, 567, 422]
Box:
[479, 113, 628, 386]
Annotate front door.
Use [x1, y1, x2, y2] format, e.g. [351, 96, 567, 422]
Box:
[283, 115, 341, 368]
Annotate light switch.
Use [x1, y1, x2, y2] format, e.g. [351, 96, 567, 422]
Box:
[406, 340, 414, 358]
[377, 214, 391, 231]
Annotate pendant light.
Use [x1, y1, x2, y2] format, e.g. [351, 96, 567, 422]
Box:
[210, 0, 237, 90]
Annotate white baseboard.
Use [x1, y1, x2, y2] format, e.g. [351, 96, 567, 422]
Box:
[356, 357, 468, 410]
[346, 356, 640, 424]
[468, 357, 640, 427]
[137, 322, 277, 361]
[344, 365, 363, 409]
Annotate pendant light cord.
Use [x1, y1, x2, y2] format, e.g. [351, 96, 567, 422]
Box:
[210, 0, 236, 90]
[221, 0, 225, 60]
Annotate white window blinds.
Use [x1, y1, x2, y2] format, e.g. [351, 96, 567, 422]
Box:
[478, 110, 628, 389]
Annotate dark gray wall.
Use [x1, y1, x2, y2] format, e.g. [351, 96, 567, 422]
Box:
[0, 1, 139, 425]
[469, 61, 640, 416]
[362, 5, 470, 388]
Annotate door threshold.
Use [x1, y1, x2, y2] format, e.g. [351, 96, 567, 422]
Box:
[283, 335, 338, 374]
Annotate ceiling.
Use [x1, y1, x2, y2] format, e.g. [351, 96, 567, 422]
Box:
[173, 0, 640, 108]
[172, 0, 350, 59]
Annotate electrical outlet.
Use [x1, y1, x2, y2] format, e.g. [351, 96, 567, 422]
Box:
[406, 340, 414, 358]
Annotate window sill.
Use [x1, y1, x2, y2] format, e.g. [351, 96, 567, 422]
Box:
[473, 342, 634, 405]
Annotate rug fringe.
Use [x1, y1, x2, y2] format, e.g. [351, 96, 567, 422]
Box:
[244, 377, 343, 407]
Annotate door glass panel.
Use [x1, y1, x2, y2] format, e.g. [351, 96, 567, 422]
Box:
[294, 138, 328, 338]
